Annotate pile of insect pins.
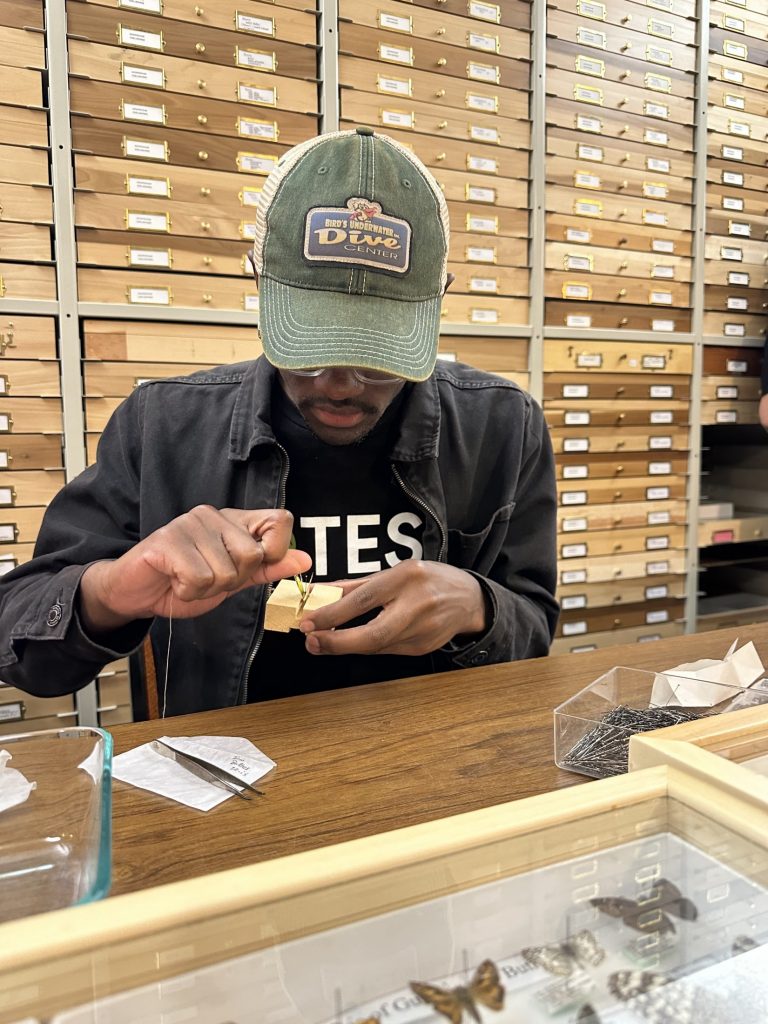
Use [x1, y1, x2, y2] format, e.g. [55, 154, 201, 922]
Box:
[561, 705, 704, 778]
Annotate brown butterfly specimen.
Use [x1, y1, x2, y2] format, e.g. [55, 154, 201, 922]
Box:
[590, 878, 698, 935]
[410, 959, 505, 1024]
[522, 928, 605, 976]
[576, 1005, 602, 1024]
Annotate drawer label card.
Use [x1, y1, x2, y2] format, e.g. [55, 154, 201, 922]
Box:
[645, 73, 672, 92]
[726, 359, 748, 373]
[649, 461, 671, 474]
[647, 157, 670, 174]
[469, 124, 499, 143]
[119, 0, 162, 10]
[648, 510, 671, 525]
[652, 265, 674, 279]
[123, 137, 168, 161]
[566, 315, 592, 328]
[564, 283, 591, 299]
[645, 102, 669, 119]
[723, 171, 744, 186]
[0, 453, 8, 468]
[577, 0, 606, 18]
[562, 515, 588, 532]
[240, 221, 257, 240]
[724, 323, 746, 337]
[729, 220, 750, 237]
[649, 435, 672, 449]
[576, 27, 606, 47]
[128, 286, 170, 304]
[651, 320, 675, 332]
[574, 199, 602, 217]
[563, 439, 590, 453]
[118, 26, 163, 51]
[644, 129, 669, 146]
[717, 385, 739, 398]
[727, 296, 748, 311]
[724, 94, 746, 110]
[237, 152, 278, 175]
[575, 114, 602, 133]
[576, 56, 605, 77]
[722, 196, 744, 211]
[564, 412, 591, 425]
[643, 354, 667, 370]
[647, 485, 670, 499]
[0, 487, 13, 506]
[646, 535, 670, 550]
[0, 416, 10, 433]
[236, 13, 274, 36]
[647, 45, 673, 65]
[121, 64, 165, 89]
[466, 92, 498, 113]
[644, 182, 668, 199]
[0, 524, 16, 542]
[240, 187, 262, 207]
[648, 18, 674, 37]
[578, 145, 603, 162]
[574, 85, 603, 105]
[652, 239, 674, 253]
[643, 210, 667, 226]
[380, 109, 414, 130]
[561, 543, 588, 558]
[469, 276, 498, 293]
[648, 0, 673, 8]
[646, 584, 669, 599]
[466, 214, 498, 233]
[728, 271, 749, 285]
[563, 385, 589, 398]
[238, 83, 277, 106]
[238, 118, 278, 141]
[576, 353, 601, 368]
[377, 75, 412, 97]
[563, 465, 589, 479]
[466, 185, 496, 203]
[723, 40, 748, 59]
[561, 492, 587, 506]
[561, 568, 587, 583]
[469, 1, 501, 21]
[468, 32, 500, 53]
[126, 175, 169, 197]
[721, 246, 743, 261]
[566, 227, 591, 243]
[467, 155, 498, 173]
[721, 145, 743, 160]
[646, 609, 669, 623]
[650, 410, 673, 424]
[562, 621, 588, 636]
[126, 211, 169, 232]
[467, 62, 499, 83]
[723, 14, 745, 29]
[565, 254, 593, 271]
[243, 294, 259, 313]
[721, 67, 743, 83]
[716, 410, 738, 423]
[650, 290, 673, 304]
[470, 308, 499, 324]
[378, 43, 413, 65]
[647, 560, 670, 574]
[121, 101, 165, 124]
[575, 172, 601, 189]
[562, 595, 587, 610]
[236, 49, 276, 72]
[0, 701, 23, 722]
[466, 246, 495, 262]
[378, 12, 412, 33]
[128, 247, 171, 267]
[728, 119, 750, 137]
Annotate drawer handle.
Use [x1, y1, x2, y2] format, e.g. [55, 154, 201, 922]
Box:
[618, 237, 628, 245]
[435, 152, 446, 161]
[618, 181, 628, 190]
[617, 413, 625, 421]
[618, 317, 628, 326]
[617, 97, 627, 107]
[613, 618, 622, 627]
[618, 208, 628, 218]
[621, 43, 630, 52]
[620, 153, 630, 163]
[756, 530, 763, 537]
[203, 256, 213, 266]
[436, 26, 446, 35]
[200, 186, 211, 196]
[201, 221, 211, 230]
[616, 465, 624, 474]
[437, 120, 448, 129]
[617, 289, 627, 298]
[616, 440, 625, 449]
[198, 151, 209, 161]
[614, 569, 623, 577]
[197, 79, 206, 90]
[619, 261, 628, 270]
[436, 57, 447, 66]
[613, 517, 623, 526]
[621, 15, 631, 22]
[620, 70, 631, 80]
[197, 114, 208, 125]
[202, 293, 213, 303]
[614, 491, 623, 499]
[435, 89, 445, 97]
[195, 4, 204, 12]
[195, 42, 206, 53]
[613, 544, 622, 552]
[619, 124, 630, 134]
[616, 386, 625, 394]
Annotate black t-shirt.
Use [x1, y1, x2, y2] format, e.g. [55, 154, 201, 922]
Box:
[248, 384, 437, 702]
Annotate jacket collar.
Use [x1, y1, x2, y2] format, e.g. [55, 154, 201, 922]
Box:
[229, 356, 441, 462]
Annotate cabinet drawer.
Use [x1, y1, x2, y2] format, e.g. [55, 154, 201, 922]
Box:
[447, 264, 529, 298]
[75, 191, 252, 242]
[559, 523, 686, 558]
[339, 56, 528, 120]
[698, 514, 768, 547]
[72, 115, 292, 175]
[0, 317, 56, 360]
[546, 67, 695, 126]
[705, 235, 768, 268]
[0, 398, 63, 434]
[707, 184, 768, 219]
[0, 543, 35, 572]
[65, 3, 318, 80]
[546, 37, 695, 99]
[556, 451, 688, 479]
[545, 270, 691, 308]
[546, 9, 696, 72]
[0, 65, 43, 109]
[545, 398, 689, 427]
[707, 132, 768, 171]
[339, 0, 529, 59]
[711, 0, 768, 37]
[547, 212, 692, 257]
[0, 360, 60, 398]
[704, 258, 768, 287]
[0, 470, 65, 508]
[549, 0, 696, 46]
[558, 499, 688, 532]
[700, 376, 761, 401]
[558, 574, 686, 610]
[69, 79, 317, 147]
[547, 184, 693, 231]
[449, 201, 528, 238]
[0, 145, 49, 188]
[709, 53, 768, 97]
[544, 339, 692, 374]
[557, 548, 687, 584]
[701, 400, 760, 425]
[0, 506, 45, 544]
[78, 268, 259, 311]
[545, 242, 692, 283]
[0, 223, 52, 262]
[550, 620, 683, 654]
[0, 25, 45, 70]
[547, 125, 695, 178]
[0, 104, 47, 148]
[83, 317, 260, 363]
[556, 598, 685, 638]
[383, 128, 530, 180]
[440, 294, 529, 328]
[436, 169, 528, 210]
[68, 40, 318, 114]
[710, 28, 768, 72]
[85, 397, 123, 432]
[452, 233, 528, 269]
[0, 687, 76, 725]
[550, 426, 689, 455]
[77, 229, 251, 277]
[546, 156, 694, 207]
[0, 263, 56, 301]
[0, 0, 44, 30]
[338, 23, 525, 89]
[557, 476, 688, 505]
[703, 311, 767, 340]
[0, 183, 52, 225]
[0, 433, 64, 471]
[544, 372, 691, 401]
[341, 92, 529, 151]
[547, 95, 693, 153]
[705, 285, 767, 315]
[436, 337, 528, 373]
[410, 0, 531, 30]
[545, 299, 692, 332]
[84, 360, 214, 396]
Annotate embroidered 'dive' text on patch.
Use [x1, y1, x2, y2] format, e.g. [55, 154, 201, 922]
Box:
[303, 197, 412, 273]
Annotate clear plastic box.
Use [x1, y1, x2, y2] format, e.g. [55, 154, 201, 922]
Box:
[0, 726, 112, 923]
[554, 665, 768, 779]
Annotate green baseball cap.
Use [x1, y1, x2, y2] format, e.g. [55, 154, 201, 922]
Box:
[251, 127, 450, 383]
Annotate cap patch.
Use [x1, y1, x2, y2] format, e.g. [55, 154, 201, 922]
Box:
[303, 197, 411, 274]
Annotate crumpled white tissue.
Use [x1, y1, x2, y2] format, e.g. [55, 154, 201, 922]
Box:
[0, 749, 36, 814]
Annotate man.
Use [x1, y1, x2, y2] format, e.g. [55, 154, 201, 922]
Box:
[0, 128, 558, 715]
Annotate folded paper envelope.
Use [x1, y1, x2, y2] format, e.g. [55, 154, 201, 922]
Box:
[650, 639, 765, 708]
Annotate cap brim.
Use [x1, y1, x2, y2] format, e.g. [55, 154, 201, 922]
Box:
[258, 277, 441, 383]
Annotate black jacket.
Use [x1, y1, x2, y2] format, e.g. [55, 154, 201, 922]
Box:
[0, 357, 559, 715]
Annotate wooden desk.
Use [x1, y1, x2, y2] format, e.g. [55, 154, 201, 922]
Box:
[109, 622, 768, 897]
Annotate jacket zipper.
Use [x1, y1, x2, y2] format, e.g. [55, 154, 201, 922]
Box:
[240, 443, 290, 704]
[391, 463, 447, 562]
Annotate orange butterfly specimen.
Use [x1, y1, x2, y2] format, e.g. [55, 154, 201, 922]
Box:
[410, 959, 505, 1024]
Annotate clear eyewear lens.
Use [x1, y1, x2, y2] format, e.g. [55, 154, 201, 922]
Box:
[287, 367, 402, 385]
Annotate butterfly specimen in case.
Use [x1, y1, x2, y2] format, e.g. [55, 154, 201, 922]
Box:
[521, 929, 606, 976]
[575, 1004, 602, 1024]
[409, 958, 504, 1024]
[590, 877, 698, 935]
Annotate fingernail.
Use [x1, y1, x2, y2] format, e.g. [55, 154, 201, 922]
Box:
[305, 634, 320, 654]
[299, 620, 313, 634]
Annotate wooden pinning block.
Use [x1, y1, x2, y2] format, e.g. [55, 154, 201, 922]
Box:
[263, 578, 343, 634]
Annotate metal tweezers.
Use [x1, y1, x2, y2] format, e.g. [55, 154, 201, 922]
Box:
[151, 739, 264, 801]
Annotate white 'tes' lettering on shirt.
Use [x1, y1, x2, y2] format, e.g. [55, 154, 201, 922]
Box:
[300, 513, 423, 576]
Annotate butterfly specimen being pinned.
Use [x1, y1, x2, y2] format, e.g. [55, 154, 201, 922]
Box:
[409, 959, 504, 1024]
[590, 877, 698, 935]
[521, 929, 606, 977]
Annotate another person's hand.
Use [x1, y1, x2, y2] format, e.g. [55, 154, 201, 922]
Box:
[79, 507, 311, 633]
[299, 560, 488, 657]
[759, 393, 768, 431]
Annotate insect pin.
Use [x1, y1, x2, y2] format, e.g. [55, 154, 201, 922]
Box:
[294, 572, 314, 615]
[410, 959, 504, 1024]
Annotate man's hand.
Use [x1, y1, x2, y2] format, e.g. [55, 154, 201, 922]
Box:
[298, 560, 488, 656]
[79, 507, 311, 633]
[760, 393, 768, 431]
